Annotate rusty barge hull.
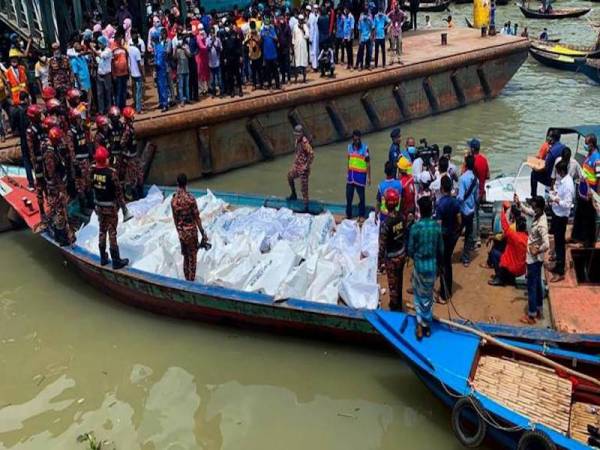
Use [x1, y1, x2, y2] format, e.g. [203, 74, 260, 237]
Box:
[135, 29, 529, 185]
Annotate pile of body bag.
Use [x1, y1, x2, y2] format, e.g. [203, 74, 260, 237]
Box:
[76, 187, 381, 309]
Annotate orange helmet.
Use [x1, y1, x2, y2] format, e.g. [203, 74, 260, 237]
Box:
[42, 86, 56, 101]
[48, 127, 64, 144]
[95, 115, 109, 128]
[122, 106, 135, 121]
[26, 104, 44, 122]
[94, 146, 109, 166]
[45, 98, 61, 113]
[42, 115, 59, 131]
[384, 188, 400, 209]
[107, 105, 121, 120]
[68, 108, 82, 122]
[66, 88, 81, 102]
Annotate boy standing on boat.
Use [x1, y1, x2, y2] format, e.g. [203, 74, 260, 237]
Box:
[171, 173, 208, 282]
[408, 196, 443, 340]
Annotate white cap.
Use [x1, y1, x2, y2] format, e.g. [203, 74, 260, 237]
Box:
[298, 14, 305, 19]
[306, 5, 312, 10]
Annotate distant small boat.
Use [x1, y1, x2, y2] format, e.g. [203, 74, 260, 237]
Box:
[530, 40, 600, 58]
[404, 0, 451, 11]
[367, 310, 600, 450]
[518, 4, 591, 19]
[581, 58, 600, 83]
[529, 47, 587, 71]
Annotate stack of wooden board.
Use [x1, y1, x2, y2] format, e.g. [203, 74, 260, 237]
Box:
[472, 356, 572, 433]
[570, 402, 600, 445]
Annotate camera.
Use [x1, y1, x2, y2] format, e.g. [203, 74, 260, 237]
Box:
[416, 138, 440, 168]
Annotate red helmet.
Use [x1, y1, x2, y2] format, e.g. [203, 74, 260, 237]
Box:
[42, 115, 59, 131]
[95, 115, 109, 128]
[41, 86, 56, 101]
[45, 98, 61, 113]
[94, 146, 109, 166]
[122, 106, 135, 121]
[68, 108, 82, 122]
[384, 188, 400, 208]
[107, 105, 121, 119]
[26, 104, 44, 122]
[66, 88, 81, 102]
[48, 127, 64, 144]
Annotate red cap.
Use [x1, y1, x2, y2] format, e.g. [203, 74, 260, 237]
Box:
[122, 106, 135, 121]
[107, 105, 121, 119]
[94, 146, 109, 167]
[42, 115, 59, 131]
[95, 115, 109, 128]
[384, 188, 400, 208]
[41, 86, 56, 101]
[45, 98, 61, 112]
[68, 108, 82, 122]
[48, 126, 64, 144]
[26, 104, 43, 122]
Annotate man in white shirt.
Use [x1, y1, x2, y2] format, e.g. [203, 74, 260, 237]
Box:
[548, 161, 574, 282]
[128, 39, 143, 113]
[94, 36, 113, 114]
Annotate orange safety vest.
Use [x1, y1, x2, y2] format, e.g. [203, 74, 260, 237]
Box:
[6, 65, 28, 104]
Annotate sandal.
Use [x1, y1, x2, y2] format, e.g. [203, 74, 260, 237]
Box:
[415, 324, 423, 341]
[423, 325, 431, 338]
[519, 315, 536, 325]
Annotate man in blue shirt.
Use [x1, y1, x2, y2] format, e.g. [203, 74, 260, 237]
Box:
[435, 176, 462, 301]
[334, 7, 346, 64]
[458, 154, 479, 266]
[388, 128, 402, 169]
[342, 5, 355, 70]
[530, 129, 564, 197]
[376, 161, 403, 223]
[373, 8, 390, 68]
[354, 7, 374, 70]
[261, 17, 280, 90]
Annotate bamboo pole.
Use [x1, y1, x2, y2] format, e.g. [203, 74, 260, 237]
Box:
[438, 318, 600, 388]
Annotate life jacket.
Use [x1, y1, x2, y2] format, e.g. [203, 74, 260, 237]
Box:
[6, 65, 28, 104]
[582, 150, 600, 189]
[92, 166, 117, 206]
[70, 125, 90, 161]
[347, 142, 369, 186]
[122, 123, 137, 158]
[109, 122, 123, 156]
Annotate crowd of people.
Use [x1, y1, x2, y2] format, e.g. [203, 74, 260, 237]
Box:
[283, 123, 599, 339]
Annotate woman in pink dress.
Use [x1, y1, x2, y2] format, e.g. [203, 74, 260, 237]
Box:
[196, 29, 210, 96]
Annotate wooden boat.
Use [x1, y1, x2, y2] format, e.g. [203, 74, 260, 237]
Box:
[2, 175, 600, 351]
[367, 310, 600, 449]
[530, 39, 600, 58]
[403, 0, 451, 11]
[529, 47, 587, 71]
[580, 58, 600, 84]
[518, 4, 591, 19]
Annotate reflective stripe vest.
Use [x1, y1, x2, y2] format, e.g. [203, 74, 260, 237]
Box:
[6, 65, 28, 104]
[582, 150, 600, 189]
[347, 142, 369, 186]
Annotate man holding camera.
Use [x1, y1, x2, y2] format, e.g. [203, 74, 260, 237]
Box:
[171, 173, 209, 282]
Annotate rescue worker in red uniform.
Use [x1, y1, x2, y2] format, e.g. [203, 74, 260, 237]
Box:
[67, 108, 93, 211]
[66, 88, 90, 128]
[41, 86, 56, 103]
[91, 146, 129, 269]
[107, 106, 124, 179]
[120, 106, 144, 200]
[171, 173, 208, 281]
[94, 115, 111, 153]
[45, 98, 68, 132]
[378, 189, 409, 311]
[42, 127, 74, 246]
[287, 124, 315, 210]
[25, 105, 47, 222]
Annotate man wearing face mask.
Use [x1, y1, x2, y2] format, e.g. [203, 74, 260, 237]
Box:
[1, 56, 29, 105]
[48, 43, 74, 101]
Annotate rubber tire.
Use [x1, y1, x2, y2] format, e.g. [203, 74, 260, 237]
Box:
[517, 430, 557, 450]
[451, 397, 488, 448]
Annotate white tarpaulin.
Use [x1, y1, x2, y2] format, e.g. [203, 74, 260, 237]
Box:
[76, 188, 381, 309]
